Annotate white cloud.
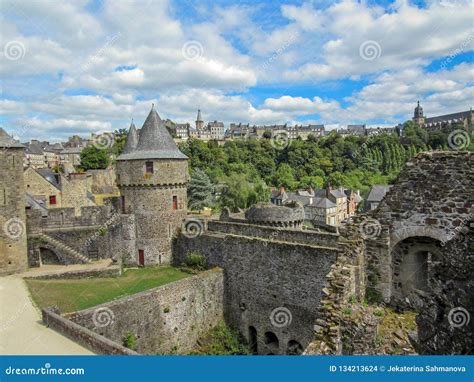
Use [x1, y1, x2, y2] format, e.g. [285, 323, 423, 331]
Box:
[281, 0, 474, 81]
[0, 0, 472, 141]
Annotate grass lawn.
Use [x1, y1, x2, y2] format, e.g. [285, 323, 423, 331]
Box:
[25, 266, 190, 313]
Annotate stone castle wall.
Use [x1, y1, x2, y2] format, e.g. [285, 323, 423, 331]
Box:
[0, 148, 28, 275]
[42, 307, 137, 355]
[412, 220, 473, 354]
[207, 220, 339, 248]
[174, 229, 340, 355]
[363, 151, 473, 306]
[26, 205, 111, 232]
[66, 269, 224, 354]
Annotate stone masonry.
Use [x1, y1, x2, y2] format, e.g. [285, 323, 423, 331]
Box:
[0, 129, 28, 275]
[115, 106, 189, 265]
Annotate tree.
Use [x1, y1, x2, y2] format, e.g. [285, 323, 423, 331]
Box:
[272, 163, 297, 190]
[187, 169, 214, 211]
[327, 171, 347, 187]
[298, 175, 324, 190]
[219, 173, 253, 211]
[112, 128, 128, 156]
[79, 145, 110, 170]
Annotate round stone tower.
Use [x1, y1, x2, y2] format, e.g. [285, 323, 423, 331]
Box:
[116, 106, 189, 265]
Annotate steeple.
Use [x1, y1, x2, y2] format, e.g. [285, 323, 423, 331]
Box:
[196, 109, 204, 130]
[122, 121, 138, 154]
[117, 105, 187, 160]
[414, 100, 423, 118]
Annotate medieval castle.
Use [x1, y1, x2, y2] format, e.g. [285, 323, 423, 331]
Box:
[0, 106, 472, 356]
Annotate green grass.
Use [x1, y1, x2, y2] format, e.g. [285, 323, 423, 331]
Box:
[25, 266, 190, 313]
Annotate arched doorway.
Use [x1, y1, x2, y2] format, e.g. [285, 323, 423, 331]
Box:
[391, 236, 441, 308]
[39, 247, 62, 265]
[248, 326, 258, 354]
[263, 331, 279, 354]
[287, 340, 303, 355]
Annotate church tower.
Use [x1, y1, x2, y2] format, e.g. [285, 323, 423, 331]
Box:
[0, 128, 28, 275]
[413, 101, 425, 127]
[195, 109, 204, 131]
[116, 106, 188, 265]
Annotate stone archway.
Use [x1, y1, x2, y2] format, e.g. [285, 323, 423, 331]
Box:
[39, 247, 62, 265]
[263, 331, 279, 354]
[287, 340, 303, 355]
[248, 326, 258, 354]
[391, 236, 442, 309]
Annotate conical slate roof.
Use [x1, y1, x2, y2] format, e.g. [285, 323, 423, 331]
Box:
[117, 106, 187, 160]
[196, 109, 203, 122]
[0, 128, 24, 148]
[122, 121, 138, 154]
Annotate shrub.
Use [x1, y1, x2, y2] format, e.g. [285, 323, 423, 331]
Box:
[184, 251, 207, 271]
[122, 332, 136, 350]
[192, 321, 250, 355]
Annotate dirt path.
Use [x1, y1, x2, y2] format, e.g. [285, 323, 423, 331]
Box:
[0, 275, 93, 355]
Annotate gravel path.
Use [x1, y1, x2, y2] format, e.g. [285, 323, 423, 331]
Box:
[0, 274, 93, 355]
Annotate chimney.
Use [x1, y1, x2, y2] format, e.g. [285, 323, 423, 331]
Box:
[279, 186, 285, 194]
[308, 187, 314, 196]
[326, 187, 331, 198]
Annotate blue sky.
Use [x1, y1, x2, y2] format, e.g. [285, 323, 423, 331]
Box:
[0, 0, 473, 142]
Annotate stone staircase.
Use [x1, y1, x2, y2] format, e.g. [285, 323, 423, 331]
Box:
[36, 233, 91, 264]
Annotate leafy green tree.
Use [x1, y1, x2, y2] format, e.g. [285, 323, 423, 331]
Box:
[79, 145, 110, 170]
[298, 175, 324, 190]
[272, 163, 297, 190]
[112, 128, 128, 156]
[327, 171, 347, 187]
[188, 169, 214, 211]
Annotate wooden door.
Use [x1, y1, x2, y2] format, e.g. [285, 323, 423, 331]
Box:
[138, 250, 145, 266]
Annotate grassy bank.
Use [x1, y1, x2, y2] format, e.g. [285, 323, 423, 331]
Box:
[25, 266, 190, 313]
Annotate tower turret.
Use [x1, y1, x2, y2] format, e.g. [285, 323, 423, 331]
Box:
[195, 109, 204, 131]
[116, 105, 188, 265]
[122, 120, 138, 154]
[413, 101, 425, 127]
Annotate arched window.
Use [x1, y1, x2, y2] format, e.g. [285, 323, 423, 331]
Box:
[263, 331, 279, 354]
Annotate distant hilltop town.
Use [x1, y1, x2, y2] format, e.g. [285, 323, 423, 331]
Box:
[15, 101, 473, 172]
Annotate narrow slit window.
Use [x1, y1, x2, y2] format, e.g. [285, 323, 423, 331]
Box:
[145, 161, 154, 174]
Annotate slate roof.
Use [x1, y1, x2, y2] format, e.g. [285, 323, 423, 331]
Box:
[366, 185, 393, 202]
[0, 128, 24, 148]
[286, 192, 336, 209]
[314, 188, 346, 200]
[122, 122, 138, 154]
[311, 197, 336, 208]
[117, 106, 188, 161]
[196, 109, 203, 122]
[35, 168, 61, 190]
[25, 193, 48, 216]
[25, 141, 44, 155]
[61, 147, 82, 154]
[425, 110, 472, 124]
